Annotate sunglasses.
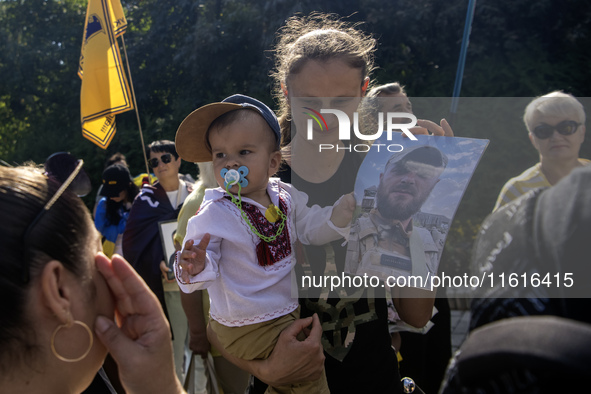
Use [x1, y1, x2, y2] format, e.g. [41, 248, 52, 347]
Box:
[22, 156, 86, 283]
[532, 120, 581, 140]
[148, 153, 173, 168]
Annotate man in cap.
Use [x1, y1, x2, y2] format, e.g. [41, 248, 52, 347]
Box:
[346, 145, 448, 287]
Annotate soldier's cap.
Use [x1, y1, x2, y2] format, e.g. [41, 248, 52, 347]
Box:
[175, 94, 280, 163]
[386, 145, 448, 170]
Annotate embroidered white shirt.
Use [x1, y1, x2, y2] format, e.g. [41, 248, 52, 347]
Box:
[176, 178, 348, 327]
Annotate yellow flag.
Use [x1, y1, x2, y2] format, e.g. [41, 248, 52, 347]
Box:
[79, 0, 133, 149]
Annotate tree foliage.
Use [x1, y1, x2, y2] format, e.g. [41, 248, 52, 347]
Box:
[1, 0, 590, 265]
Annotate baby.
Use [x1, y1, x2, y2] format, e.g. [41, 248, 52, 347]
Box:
[174, 94, 354, 394]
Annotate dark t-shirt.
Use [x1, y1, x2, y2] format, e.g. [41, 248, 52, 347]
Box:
[261, 149, 403, 393]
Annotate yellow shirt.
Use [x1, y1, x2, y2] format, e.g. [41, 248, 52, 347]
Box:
[494, 159, 590, 211]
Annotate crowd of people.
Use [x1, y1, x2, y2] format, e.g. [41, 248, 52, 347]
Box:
[1, 11, 589, 394]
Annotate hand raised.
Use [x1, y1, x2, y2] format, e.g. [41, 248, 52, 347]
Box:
[415, 118, 455, 137]
[94, 253, 184, 394]
[331, 193, 356, 229]
[178, 234, 210, 283]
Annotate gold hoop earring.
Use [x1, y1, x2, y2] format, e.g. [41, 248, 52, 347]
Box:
[51, 320, 93, 362]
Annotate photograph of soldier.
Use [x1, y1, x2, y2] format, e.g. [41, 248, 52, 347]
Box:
[344, 134, 488, 289]
[345, 145, 448, 288]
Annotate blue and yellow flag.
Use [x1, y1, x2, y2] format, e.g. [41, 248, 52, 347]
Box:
[79, 0, 133, 149]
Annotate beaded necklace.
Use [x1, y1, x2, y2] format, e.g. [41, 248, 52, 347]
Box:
[222, 167, 287, 243]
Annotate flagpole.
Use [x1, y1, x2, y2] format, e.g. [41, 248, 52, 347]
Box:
[449, 0, 477, 126]
[119, 34, 151, 184]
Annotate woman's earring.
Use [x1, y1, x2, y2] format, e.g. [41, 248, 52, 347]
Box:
[51, 320, 93, 362]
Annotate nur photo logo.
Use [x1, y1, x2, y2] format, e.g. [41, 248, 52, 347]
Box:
[304, 107, 418, 152]
[303, 107, 329, 134]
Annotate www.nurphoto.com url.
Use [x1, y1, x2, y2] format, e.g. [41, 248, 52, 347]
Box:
[301, 272, 574, 292]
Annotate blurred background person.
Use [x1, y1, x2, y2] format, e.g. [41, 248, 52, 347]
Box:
[123, 140, 193, 382]
[494, 91, 588, 211]
[365, 82, 453, 137]
[94, 164, 139, 258]
[92, 152, 156, 219]
[93, 153, 128, 220]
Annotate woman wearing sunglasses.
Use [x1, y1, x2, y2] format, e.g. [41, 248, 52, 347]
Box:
[0, 164, 184, 393]
[122, 140, 193, 381]
[494, 91, 588, 211]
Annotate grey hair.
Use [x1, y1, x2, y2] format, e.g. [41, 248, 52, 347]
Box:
[523, 91, 586, 133]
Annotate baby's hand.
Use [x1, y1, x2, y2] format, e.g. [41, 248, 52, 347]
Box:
[178, 234, 210, 283]
[331, 193, 355, 228]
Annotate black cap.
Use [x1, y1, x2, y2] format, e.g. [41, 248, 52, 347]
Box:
[386, 145, 448, 170]
[101, 164, 132, 198]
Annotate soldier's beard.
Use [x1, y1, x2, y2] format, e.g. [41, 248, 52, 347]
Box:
[376, 182, 434, 221]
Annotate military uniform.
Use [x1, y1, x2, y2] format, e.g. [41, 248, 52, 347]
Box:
[345, 210, 441, 289]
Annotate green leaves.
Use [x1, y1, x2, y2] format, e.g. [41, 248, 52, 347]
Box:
[1, 0, 590, 224]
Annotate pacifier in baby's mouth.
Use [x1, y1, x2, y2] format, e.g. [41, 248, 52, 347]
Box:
[221, 166, 249, 188]
[221, 164, 287, 242]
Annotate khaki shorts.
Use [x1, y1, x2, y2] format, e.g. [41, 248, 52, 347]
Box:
[209, 307, 300, 360]
[209, 307, 329, 394]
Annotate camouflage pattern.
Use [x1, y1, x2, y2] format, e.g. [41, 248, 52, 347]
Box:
[345, 211, 442, 289]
